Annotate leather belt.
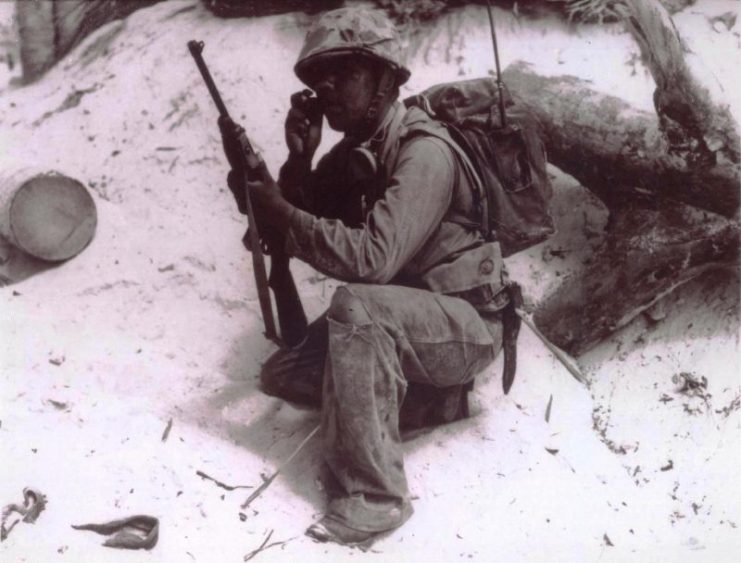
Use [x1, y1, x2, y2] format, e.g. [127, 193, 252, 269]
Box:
[448, 283, 509, 311]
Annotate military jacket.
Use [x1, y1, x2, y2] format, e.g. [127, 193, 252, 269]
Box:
[283, 102, 508, 309]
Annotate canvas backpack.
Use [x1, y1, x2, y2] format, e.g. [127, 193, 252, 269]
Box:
[403, 77, 555, 257]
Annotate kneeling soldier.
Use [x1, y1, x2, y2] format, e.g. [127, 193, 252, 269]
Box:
[224, 7, 509, 545]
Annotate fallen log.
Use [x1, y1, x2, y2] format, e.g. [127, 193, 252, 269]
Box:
[533, 201, 739, 355]
[503, 63, 739, 351]
[0, 168, 97, 262]
[16, 0, 160, 82]
[619, 0, 740, 189]
[201, 0, 342, 18]
[500, 0, 739, 353]
[503, 64, 739, 218]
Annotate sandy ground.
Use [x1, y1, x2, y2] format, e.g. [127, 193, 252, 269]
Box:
[0, 1, 739, 561]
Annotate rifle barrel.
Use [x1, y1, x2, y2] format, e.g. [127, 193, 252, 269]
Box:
[187, 40, 230, 118]
[187, 39, 280, 345]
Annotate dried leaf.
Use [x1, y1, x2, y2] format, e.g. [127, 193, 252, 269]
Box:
[161, 418, 173, 442]
[47, 399, 68, 410]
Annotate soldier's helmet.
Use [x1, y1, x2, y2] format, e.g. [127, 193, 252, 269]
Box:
[294, 7, 410, 87]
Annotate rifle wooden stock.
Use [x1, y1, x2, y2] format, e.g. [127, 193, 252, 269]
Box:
[188, 39, 307, 347]
[268, 249, 307, 347]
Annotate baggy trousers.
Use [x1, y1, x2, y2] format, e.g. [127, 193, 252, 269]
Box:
[261, 283, 502, 533]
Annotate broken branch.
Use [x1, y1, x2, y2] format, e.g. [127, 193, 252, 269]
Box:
[196, 470, 252, 492]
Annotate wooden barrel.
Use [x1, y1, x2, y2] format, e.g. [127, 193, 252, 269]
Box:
[0, 168, 97, 261]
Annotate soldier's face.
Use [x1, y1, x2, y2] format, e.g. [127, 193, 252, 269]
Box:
[307, 56, 377, 133]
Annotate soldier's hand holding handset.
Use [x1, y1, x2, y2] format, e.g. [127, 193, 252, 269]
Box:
[285, 89, 323, 159]
[279, 89, 322, 205]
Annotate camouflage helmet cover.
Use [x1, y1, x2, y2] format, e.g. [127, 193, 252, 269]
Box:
[295, 7, 411, 86]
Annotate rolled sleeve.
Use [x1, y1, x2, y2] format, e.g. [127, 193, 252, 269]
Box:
[285, 136, 455, 283]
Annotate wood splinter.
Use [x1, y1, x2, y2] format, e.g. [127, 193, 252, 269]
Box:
[241, 424, 320, 510]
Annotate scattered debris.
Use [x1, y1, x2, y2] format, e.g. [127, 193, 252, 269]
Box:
[673, 372, 708, 397]
[591, 407, 631, 455]
[715, 394, 741, 418]
[72, 515, 159, 550]
[669, 510, 686, 525]
[32, 85, 102, 127]
[659, 394, 674, 403]
[670, 481, 680, 501]
[603, 533, 614, 547]
[709, 12, 737, 32]
[545, 448, 559, 455]
[196, 470, 252, 492]
[47, 399, 69, 410]
[1, 487, 47, 541]
[49, 356, 65, 366]
[660, 460, 674, 472]
[673, 372, 712, 415]
[161, 418, 173, 442]
[545, 394, 553, 423]
[243, 529, 293, 562]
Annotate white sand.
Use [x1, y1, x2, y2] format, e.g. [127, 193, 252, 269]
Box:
[1, 1, 738, 561]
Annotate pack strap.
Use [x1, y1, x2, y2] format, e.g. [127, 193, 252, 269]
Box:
[393, 103, 491, 241]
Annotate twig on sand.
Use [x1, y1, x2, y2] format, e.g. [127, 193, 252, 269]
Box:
[240, 424, 320, 510]
[161, 418, 173, 442]
[2, 487, 47, 541]
[243, 530, 294, 562]
[196, 470, 253, 491]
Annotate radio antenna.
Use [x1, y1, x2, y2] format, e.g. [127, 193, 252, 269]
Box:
[486, 0, 507, 128]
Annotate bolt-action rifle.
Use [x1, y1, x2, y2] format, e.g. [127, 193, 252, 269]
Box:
[188, 40, 307, 348]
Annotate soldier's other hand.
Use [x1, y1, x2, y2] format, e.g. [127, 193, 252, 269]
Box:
[246, 173, 283, 211]
[286, 89, 322, 158]
[218, 115, 247, 171]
